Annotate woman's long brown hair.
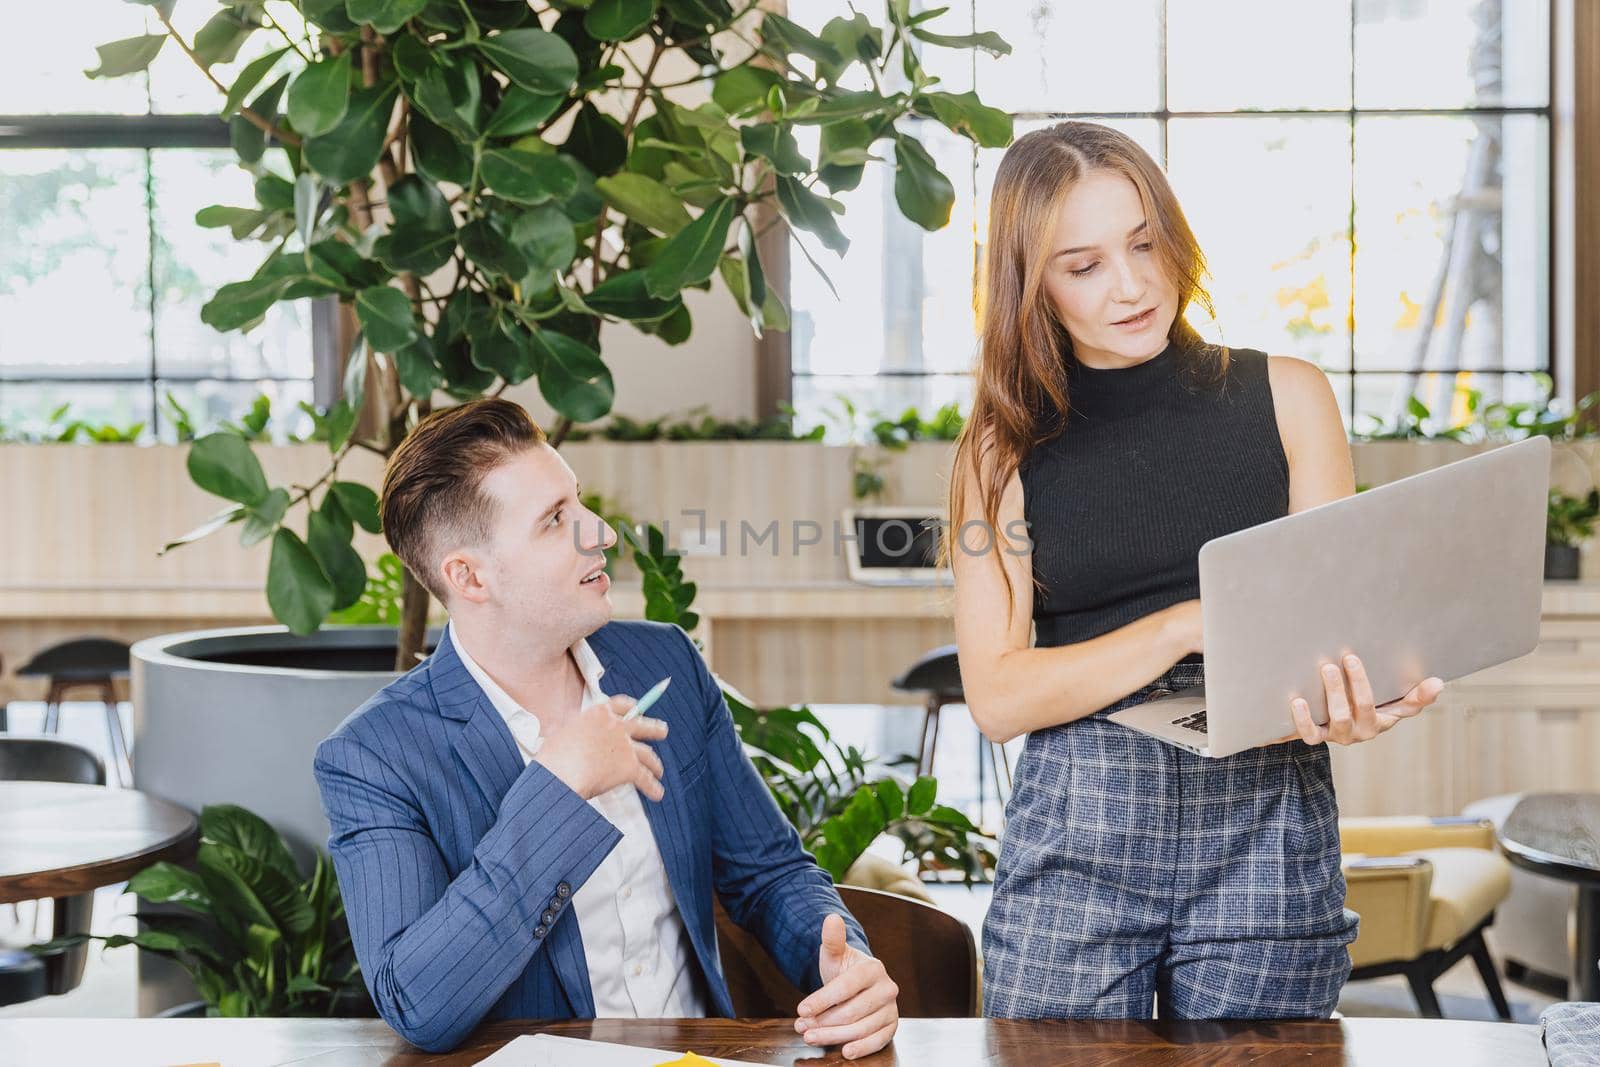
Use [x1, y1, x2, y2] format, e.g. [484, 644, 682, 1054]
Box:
[941, 121, 1226, 606]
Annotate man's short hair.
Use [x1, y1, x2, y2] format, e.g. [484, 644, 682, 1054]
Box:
[380, 398, 548, 603]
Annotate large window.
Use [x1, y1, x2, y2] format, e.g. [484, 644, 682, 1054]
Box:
[0, 7, 316, 441]
[786, 0, 1552, 437]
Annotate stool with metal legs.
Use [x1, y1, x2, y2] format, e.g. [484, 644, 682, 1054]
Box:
[890, 644, 1011, 829]
[16, 638, 132, 786]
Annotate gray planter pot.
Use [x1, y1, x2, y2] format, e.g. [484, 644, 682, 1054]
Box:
[1545, 544, 1582, 580]
[129, 624, 438, 1017]
[131, 625, 439, 865]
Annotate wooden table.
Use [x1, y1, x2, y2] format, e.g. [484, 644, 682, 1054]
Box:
[1499, 791, 1600, 1000]
[0, 782, 198, 904]
[0, 1017, 1546, 1066]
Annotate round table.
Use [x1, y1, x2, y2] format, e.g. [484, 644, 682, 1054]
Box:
[1498, 791, 1600, 1001]
[0, 782, 199, 905]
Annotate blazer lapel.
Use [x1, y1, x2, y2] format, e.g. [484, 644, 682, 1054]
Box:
[432, 625, 523, 811]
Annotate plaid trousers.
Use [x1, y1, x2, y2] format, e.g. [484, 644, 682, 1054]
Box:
[982, 661, 1360, 1019]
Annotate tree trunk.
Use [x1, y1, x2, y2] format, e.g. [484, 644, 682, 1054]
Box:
[395, 568, 431, 673]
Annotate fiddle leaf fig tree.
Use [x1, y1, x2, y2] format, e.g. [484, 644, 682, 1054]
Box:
[99, 0, 1011, 669]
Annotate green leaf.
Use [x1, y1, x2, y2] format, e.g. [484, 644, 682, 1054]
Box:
[648, 300, 692, 345]
[595, 173, 691, 235]
[405, 44, 480, 140]
[189, 433, 270, 506]
[532, 328, 614, 421]
[585, 270, 681, 321]
[739, 122, 809, 175]
[759, 13, 845, 67]
[161, 503, 247, 555]
[907, 775, 937, 816]
[483, 87, 564, 139]
[712, 66, 781, 114]
[354, 286, 419, 353]
[873, 778, 906, 821]
[302, 0, 358, 32]
[192, 8, 256, 69]
[371, 175, 456, 275]
[308, 509, 368, 611]
[85, 35, 166, 79]
[196, 205, 269, 240]
[481, 148, 578, 204]
[330, 482, 382, 533]
[410, 113, 473, 185]
[268, 529, 336, 636]
[324, 398, 359, 451]
[346, 0, 428, 34]
[201, 271, 292, 329]
[909, 26, 1012, 57]
[202, 844, 315, 937]
[470, 319, 539, 384]
[920, 90, 1012, 148]
[294, 173, 320, 248]
[458, 218, 528, 279]
[200, 804, 300, 882]
[126, 863, 215, 915]
[240, 487, 290, 548]
[477, 29, 580, 95]
[819, 12, 883, 76]
[230, 73, 288, 165]
[287, 53, 352, 139]
[394, 333, 444, 397]
[510, 203, 579, 285]
[303, 83, 399, 184]
[892, 134, 955, 231]
[585, 0, 656, 41]
[643, 197, 737, 299]
[562, 103, 629, 177]
[224, 47, 290, 116]
[775, 176, 848, 255]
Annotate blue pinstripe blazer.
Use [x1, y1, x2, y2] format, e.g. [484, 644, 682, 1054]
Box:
[313, 618, 868, 1052]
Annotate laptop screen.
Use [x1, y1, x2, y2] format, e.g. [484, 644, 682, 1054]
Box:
[853, 515, 943, 569]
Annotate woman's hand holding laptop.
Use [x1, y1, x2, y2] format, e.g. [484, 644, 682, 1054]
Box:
[1167, 597, 1446, 749]
[1280, 655, 1444, 747]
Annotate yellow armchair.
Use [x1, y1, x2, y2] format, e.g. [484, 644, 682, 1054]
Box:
[1341, 816, 1513, 1019]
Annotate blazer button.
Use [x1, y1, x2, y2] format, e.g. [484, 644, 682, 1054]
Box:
[556, 882, 571, 898]
[542, 908, 557, 924]
[534, 924, 549, 938]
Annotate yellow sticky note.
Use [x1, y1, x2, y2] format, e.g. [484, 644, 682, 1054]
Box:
[654, 1054, 718, 1067]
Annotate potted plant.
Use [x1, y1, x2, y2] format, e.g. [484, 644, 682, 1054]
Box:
[87, 0, 1013, 664]
[35, 804, 366, 1018]
[1546, 488, 1600, 580]
[93, 0, 1012, 910]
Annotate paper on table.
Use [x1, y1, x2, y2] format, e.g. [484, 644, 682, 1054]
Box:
[473, 1033, 775, 1067]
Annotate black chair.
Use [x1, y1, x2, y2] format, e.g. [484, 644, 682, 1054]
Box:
[0, 737, 106, 1006]
[16, 638, 131, 786]
[891, 645, 1011, 828]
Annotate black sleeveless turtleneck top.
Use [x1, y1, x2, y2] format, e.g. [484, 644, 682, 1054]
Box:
[1019, 338, 1290, 650]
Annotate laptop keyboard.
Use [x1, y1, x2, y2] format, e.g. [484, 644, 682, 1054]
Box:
[1171, 709, 1208, 734]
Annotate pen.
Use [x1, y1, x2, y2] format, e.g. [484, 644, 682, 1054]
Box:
[622, 675, 671, 721]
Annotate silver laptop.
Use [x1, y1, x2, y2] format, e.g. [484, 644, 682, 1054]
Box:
[1108, 436, 1550, 758]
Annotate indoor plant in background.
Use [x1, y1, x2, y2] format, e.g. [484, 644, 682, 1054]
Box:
[91, 0, 1013, 669]
[1545, 487, 1600, 580]
[36, 804, 366, 1018]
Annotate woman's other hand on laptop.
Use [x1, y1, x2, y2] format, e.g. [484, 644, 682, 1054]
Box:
[1163, 599, 1204, 657]
[1280, 654, 1444, 746]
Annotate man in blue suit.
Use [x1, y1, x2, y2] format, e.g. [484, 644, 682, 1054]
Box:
[313, 399, 900, 1056]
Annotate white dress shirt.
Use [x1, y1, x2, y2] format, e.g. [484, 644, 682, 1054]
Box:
[449, 624, 707, 1018]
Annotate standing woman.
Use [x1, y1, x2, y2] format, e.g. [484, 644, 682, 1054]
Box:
[945, 121, 1445, 1020]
